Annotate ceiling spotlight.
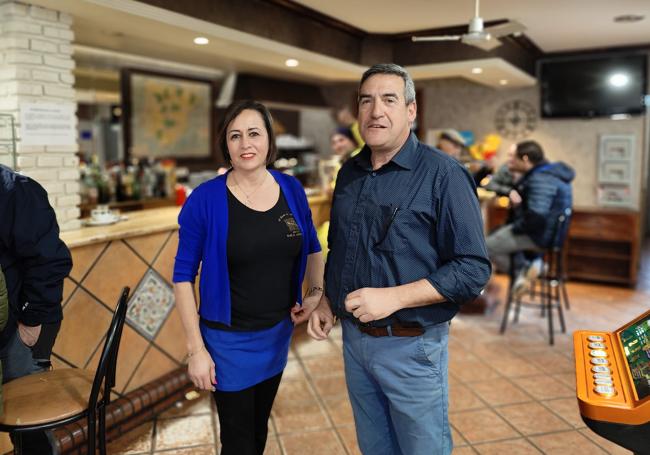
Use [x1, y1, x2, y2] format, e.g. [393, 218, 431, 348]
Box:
[499, 79, 508, 86]
[193, 37, 209, 45]
[614, 14, 645, 23]
[285, 58, 299, 67]
[609, 73, 630, 88]
[471, 67, 483, 74]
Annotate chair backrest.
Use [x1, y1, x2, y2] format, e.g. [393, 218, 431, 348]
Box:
[88, 287, 130, 411]
[551, 207, 572, 250]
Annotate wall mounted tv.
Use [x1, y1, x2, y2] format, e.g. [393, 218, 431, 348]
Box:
[538, 53, 647, 118]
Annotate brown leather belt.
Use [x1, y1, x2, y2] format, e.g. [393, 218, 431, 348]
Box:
[356, 322, 424, 337]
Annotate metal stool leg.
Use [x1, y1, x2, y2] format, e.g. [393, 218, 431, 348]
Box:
[500, 289, 514, 333]
[561, 280, 571, 310]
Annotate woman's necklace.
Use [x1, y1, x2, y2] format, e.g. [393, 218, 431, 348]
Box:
[232, 171, 267, 206]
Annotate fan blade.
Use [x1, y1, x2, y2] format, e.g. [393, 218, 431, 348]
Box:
[484, 20, 526, 38]
[469, 37, 502, 50]
[412, 35, 462, 42]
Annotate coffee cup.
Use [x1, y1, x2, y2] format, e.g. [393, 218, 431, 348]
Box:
[91, 205, 115, 222]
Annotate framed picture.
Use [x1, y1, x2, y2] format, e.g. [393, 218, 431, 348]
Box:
[121, 69, 216, 165]
[597, 184, 633, 208]
[599, 161, 631, 184]
[599, 135, 634, 161]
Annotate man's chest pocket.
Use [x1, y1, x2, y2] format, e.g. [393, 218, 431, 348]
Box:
[369, 204, 433, 253]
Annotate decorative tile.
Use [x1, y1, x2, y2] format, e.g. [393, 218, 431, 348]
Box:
[127, 269, 175, 340]
[154, 415, 214, 450]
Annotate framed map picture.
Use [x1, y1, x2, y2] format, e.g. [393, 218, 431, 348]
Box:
[122, 69, 216, 164]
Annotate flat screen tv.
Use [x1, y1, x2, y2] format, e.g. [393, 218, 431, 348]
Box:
[539, 53, 647, 118]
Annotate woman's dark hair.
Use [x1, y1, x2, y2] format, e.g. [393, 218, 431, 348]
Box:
[516, 140, 545, 165]
[217, 100, 277, 166]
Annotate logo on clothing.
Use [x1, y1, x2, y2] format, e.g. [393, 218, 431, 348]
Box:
[279, 213, 302, 238]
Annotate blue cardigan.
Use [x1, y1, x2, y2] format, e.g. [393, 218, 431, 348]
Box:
[173, 170, 321, 325]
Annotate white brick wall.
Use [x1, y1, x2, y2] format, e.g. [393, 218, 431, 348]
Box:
[0, 1, 80, 230]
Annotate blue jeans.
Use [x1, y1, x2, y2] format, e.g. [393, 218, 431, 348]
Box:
[342, 319, 452, 455]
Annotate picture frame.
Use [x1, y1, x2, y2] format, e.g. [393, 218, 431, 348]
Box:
[599, 161, 632, 184]
[121, 68, 217, 166]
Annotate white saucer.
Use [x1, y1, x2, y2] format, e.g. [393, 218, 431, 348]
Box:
[85, 215, 121, 226]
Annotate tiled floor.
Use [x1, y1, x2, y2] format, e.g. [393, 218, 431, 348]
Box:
[103, 271, 650, 455]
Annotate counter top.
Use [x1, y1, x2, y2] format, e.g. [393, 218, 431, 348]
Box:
[60, 206, 181, 248]
[60, 192, 332, 249]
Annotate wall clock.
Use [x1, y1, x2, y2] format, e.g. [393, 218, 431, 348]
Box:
[494, 100, 537, 139]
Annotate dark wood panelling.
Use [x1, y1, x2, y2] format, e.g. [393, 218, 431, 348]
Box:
[233, 73, 327, 106]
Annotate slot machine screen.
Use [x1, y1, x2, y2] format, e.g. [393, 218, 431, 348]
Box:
[619, 315, 650, 400]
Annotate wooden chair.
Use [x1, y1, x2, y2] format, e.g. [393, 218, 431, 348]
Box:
[0, 287, 130, 454]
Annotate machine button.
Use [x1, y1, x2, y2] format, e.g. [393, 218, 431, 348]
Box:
[593, 373, 612, 379]
[590, 350, 608, 358]
[588, 342, 606, 349]
[594, 385, 616, 397]
[594, 378, 614, 385]
[591, 365, 611, 374]
[590, 358, 609, 365]
[587, 335, 604, 342]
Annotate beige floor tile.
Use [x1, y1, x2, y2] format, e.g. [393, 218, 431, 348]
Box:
[474, 438, 541, 454]
[452, 446, 478, 454]
[302, 354, 345, 377]
[489, 357, 543, 378]
[272, 401, 330, 434]
[496, 402, 571, 436]
[293, 337, 340, 358]
[154, 415, 214, 450]
[264, 437, 282, 455]
[578, 429, 634, 454]
[450, 425, 468, 447]
[323, 394, 355, 426]
[471, 378, 534, 406]
[275, 378, 316, 404]
[450, 409, 518, 444]
[153, 445, 216, 455]
[106, 422, 154, 455]
[540, 397, 586, 429]
[336, 425, 363, 455]
[159, 392, 214, 419]
[511, 375, 575, 401]
[280, 429, 346, 455]
[312, 374, 347, 397]
[282, 359, 306, 381]
[449, 359, 501, 383]
[529, 430, 607, 454]
[449, 383, 487, 413]
[527, 351, 575, 374]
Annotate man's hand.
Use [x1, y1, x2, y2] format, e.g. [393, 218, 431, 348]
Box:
[307, 295, 335, 340]
[509, 189, 522, 206]
[344, 287, 401, 323]
[291, 294, 321, 325]
[18, 323, 41, 347]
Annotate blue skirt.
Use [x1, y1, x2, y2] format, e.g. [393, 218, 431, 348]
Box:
[200, 317, 293, 392]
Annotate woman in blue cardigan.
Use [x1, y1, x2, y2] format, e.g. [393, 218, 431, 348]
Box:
[173, 100, 323, 454]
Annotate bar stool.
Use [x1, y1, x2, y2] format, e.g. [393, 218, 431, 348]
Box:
[500, 208, 572, 345]
[0, 287, 130, 454]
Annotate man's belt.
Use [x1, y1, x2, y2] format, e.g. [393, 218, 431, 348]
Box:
[355, 321, 424, 337]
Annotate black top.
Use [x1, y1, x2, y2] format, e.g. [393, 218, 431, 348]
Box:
[204, 187, 302, 331]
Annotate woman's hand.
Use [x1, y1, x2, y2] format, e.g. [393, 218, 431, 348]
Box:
[187, 346, 216, 392]
[307, 296, 335, 340]
[290, 294, 321, 325]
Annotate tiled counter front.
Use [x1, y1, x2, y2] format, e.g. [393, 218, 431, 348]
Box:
[57, 208, 184, 395]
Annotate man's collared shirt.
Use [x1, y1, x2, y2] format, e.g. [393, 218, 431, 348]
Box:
[325, 133, 491, 327]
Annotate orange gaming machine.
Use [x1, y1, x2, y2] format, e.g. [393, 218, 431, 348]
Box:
[574, 309, 650, 454]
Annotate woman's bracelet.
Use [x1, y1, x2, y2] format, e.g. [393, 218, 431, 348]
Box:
[304, 285, 324, 298]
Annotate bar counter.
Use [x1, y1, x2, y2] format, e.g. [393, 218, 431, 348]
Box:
[53, 193, 332, 397]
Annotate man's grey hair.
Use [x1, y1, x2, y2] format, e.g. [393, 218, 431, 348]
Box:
[359, 63, 416, 105]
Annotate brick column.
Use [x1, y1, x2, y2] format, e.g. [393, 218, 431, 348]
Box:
[0, 0, 80, 230]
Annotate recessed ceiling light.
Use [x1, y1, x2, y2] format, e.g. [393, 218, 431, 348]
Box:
[193, 37, 209, 45]
[471, 67, 483, 74]
[285, 58, 299, 67]
[499, 79, 508, 86]
[614, 14, 644, 23]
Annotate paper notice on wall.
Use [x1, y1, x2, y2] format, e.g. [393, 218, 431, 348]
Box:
[20, 102, 76, 146]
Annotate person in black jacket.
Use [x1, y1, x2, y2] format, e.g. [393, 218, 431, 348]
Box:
[0, 164, 72, 453]
[486, 141, 574, 295]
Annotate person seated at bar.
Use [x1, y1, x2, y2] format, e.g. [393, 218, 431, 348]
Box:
[173, 100, 324, 455]
[485, 141, 574, 296]
[330, 126, 361, 162]
[483, 143, 520, 196]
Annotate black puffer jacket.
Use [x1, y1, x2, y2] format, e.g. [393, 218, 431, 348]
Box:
[511, 161, 574, 248]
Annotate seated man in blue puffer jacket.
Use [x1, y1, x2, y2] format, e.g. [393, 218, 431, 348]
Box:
[486, 140, 574, 296]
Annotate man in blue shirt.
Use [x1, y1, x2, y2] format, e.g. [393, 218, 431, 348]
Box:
[308, 64, 490, 455]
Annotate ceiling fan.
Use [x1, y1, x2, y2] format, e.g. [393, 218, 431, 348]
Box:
[411, 0, 525, 51]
